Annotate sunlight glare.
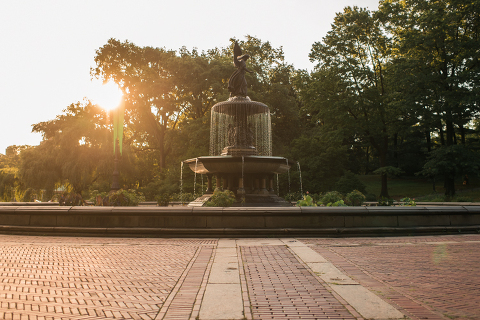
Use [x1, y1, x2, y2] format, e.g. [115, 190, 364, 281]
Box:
[90, 80, 123, 111]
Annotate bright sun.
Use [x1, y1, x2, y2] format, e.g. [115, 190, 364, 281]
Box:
[89, 80, 123, 111]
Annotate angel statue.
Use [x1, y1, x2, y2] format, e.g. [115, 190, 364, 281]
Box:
[228, 41, 253, 98]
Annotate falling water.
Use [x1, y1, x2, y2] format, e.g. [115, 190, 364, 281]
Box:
[210, 101, 272, 156]
[276, 173, 279, 196]
[297, 162, 303, 196]
[193, 158, 198, 196]
[241, 156, 245, 186]
[180, 162, 184, 205]
[201, 174, 204, 195]
[286, 159, 291, 194]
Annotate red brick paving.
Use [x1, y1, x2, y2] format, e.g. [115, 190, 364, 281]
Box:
[302, 235, 480, 320]
[241, 245, 359, 320]
[0, 236, 215, 320]
[1, 234, 479, 320]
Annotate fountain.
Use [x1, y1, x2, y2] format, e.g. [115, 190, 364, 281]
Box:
[183, 41, 291, 206]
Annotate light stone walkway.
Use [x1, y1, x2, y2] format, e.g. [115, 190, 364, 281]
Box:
[1, 234, 479, 319]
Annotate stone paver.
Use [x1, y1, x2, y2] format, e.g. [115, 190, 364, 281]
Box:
[0, 234, 478, 320]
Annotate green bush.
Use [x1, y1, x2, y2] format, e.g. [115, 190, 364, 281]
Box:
[204, 190, 236, 207]
[345, 190, 366, 206]
[327, 200, 348, 207]
[319, 191, 343, 206]
[107, 189, 145, 206]
[335, 171, 366, 194]
[283, 192, 303, 202]
[296, 194, 317, 207]
[399, 197, 416, 206]
[59, 192, 85, 206]
[156, 194, 171, 206]
[455, 196, 473, 202]
[378, 197, 394, 206]
[171, 192, 196, 203]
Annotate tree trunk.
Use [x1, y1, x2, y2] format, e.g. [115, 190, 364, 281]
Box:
[439, 126, 445, 145]
[425, 129, 431, 152]
[393, 133, 398, 167]
[378, 135, 389, 199]
[460, 124, 466, 145]
[444, 118, 455, 197]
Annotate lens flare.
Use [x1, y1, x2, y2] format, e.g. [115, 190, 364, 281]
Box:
[89, 80, 123, 111]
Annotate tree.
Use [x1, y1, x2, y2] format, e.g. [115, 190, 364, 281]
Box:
[20, 101, 130, 196]
[91, 39, 234, 171]
[379, 0, 480, 195]
[0, 145, 29, 201]
[303, 6, 401, 198]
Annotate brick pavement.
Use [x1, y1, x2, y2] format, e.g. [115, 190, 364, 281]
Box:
[0, 234, 478, 320]
[302, 235, 480, 320]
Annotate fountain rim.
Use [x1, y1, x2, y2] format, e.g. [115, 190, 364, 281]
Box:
[183, 155, 292, 175]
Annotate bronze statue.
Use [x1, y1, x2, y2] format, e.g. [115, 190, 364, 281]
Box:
[228, 41, 253, 97]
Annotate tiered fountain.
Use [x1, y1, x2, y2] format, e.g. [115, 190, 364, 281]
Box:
[183, 42, 291, 206]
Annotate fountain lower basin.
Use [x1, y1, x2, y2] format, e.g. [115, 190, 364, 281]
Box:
[183, 156, 290, 175]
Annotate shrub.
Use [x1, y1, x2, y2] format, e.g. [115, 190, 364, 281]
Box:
[345, 190, 366, 206]
[204, 190, 236, 207]
[283, 192, 303, 202]
[171, 192, 196, 203]
[59, 192, 85, 206]
[108, 189, 145, 206]
[399, 197, 416, 206]
[296, 194, 317, 207]
[319, 191, 343, 206]
[335, 171, 366, 194]
[378, 197, 394, 206]
[327, 200, 348, 207]
[156, 194, 171, 206]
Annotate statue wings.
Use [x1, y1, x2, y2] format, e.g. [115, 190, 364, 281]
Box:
[233, 41, 242, 68]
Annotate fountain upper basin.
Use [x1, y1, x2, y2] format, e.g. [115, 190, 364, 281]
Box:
[183, 156, 291, 175]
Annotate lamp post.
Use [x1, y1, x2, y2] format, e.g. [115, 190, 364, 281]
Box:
[110, 100, 125, 192]
[111, 137, 120, 191]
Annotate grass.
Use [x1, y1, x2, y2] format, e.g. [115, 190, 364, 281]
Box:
[358, 175, 480, 202]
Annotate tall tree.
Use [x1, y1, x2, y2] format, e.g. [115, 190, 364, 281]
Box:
[379, 0, 480, 196]
[20, 101, 127, 195]
[303, 6, 400, 198]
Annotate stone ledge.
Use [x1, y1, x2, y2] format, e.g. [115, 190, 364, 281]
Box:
[0, 225, 478, 237]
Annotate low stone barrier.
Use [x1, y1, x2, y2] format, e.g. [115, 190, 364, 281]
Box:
[0, 205, 479, 237]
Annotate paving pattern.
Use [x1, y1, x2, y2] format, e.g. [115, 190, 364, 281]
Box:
[241, 245, 357, 320]
[302, 235, 480, 320]
[0, 236, 216, 320]
[0, 234, 478, 320]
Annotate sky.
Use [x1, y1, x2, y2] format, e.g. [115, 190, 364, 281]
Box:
[0, 0, 379, 154]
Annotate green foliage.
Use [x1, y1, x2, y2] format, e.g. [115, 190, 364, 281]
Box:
[319, 191, 343, 206]
[156, 194, 171, 206]
[170, 192, 197, 203]
[58, 192, 85, 206]
[373, 166, 404, 178]
[326, 200, 348, 207]
[296, 194, 317, 207]
[335, 171, 366, 194]
[345, 190, 366, 206]
[204, 190, 236, 207]
[287, 133, 348, 193]
[283, 192, 303, 202]
[399, 197, 416, 207]
[419, 145, 480, 180]
[378, 197, 394, 206]
[107, 189, 145, 206]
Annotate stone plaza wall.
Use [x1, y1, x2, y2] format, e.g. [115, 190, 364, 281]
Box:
[0, 205, 479, 237]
